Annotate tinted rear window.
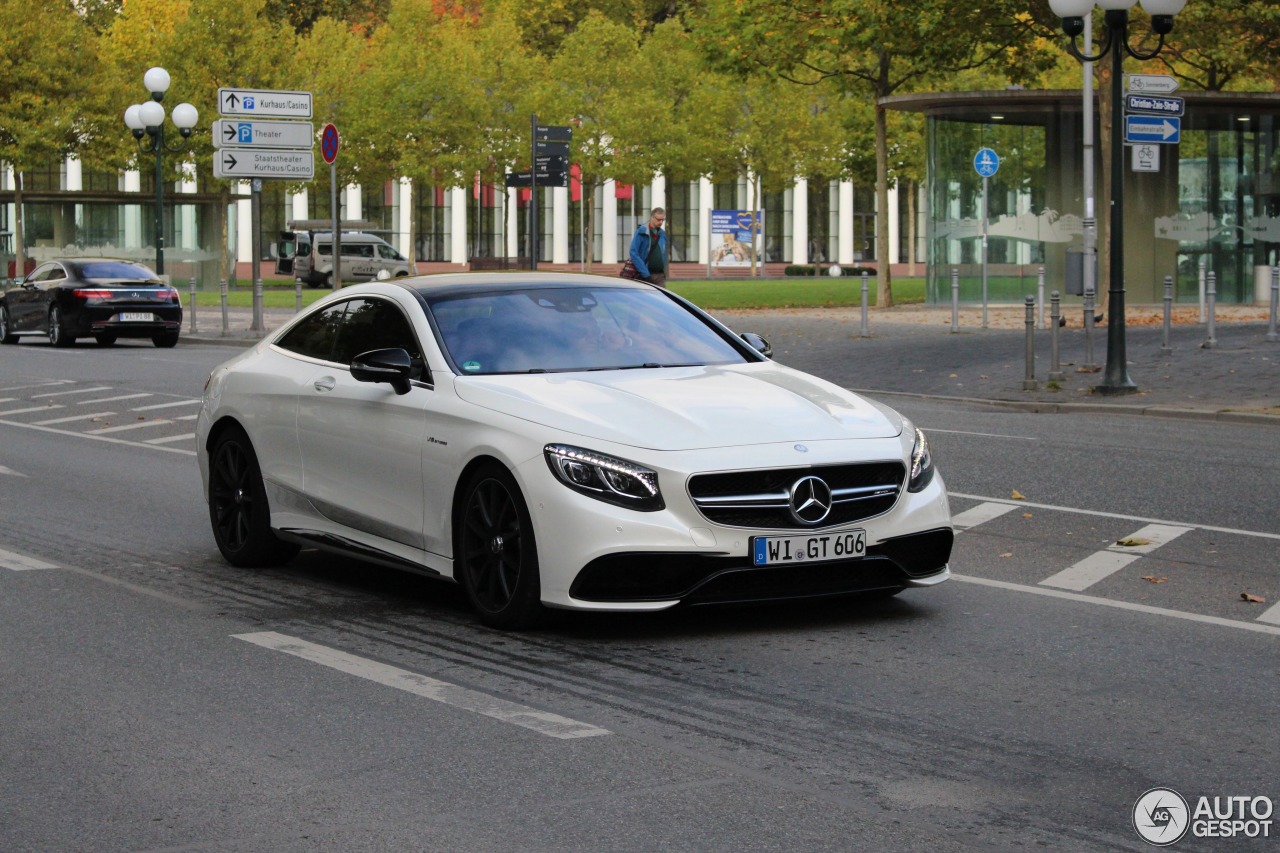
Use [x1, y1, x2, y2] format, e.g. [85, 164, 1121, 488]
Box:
[73, 262, 159, 281]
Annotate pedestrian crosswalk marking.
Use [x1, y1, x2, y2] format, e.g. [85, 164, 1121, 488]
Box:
[0, 547, 58, 571]
[32, 411, 115, 425]
[951, 501, 1017, 530]
[1040, 552, 1141, 591]
[30, 386, 111, 398]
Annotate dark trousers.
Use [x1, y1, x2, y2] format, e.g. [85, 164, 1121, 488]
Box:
[646, 272, 666, 288]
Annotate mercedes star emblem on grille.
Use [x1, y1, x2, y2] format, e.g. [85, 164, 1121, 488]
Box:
[789, 475, 833, 525]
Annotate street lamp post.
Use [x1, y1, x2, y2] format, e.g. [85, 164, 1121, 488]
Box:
[123, 67, 198, 277]
[1047, 0, 1187, 394]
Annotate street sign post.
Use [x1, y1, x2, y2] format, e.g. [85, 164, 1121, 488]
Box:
[1126, 74, 1179, 94]
[212, 119, 314, 149]
[217, 88, 313, 119]
[213, 149, 315, 180]
[1125, 94, 1184, 117]
[1124, 115, 1181, 145]
[973, 148, 999, 327]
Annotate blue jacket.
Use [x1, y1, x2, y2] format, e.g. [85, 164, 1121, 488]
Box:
[628, 224, 667, 279]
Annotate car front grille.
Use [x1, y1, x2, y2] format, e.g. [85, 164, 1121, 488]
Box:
[686, 461, 906, 530]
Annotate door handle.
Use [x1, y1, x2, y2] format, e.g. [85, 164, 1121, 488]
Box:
[313, 376, 336, 392]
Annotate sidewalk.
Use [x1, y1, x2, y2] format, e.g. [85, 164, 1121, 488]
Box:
[181, 302, 1280, 424]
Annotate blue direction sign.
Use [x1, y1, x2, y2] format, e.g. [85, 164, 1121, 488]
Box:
[1125, 115, 1181, 144]
[973, 148, 1000, 178]
[1125, 94, 1184, 117]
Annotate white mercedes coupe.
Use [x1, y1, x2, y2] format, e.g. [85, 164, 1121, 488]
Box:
[196, 274, 952, 629]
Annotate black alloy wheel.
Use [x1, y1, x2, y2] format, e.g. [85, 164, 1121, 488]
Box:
[456, 464, 543, 629]
[0, 305, 16, 344]
[208, 426, 299, 567]
[48, 305, 75, 348]
[95, 333, 117, 347]
[152, 331, 179, 348]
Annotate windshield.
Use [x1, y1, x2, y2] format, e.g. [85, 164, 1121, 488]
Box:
[429, 286, 750, 375]
[73, 262, 159, 281]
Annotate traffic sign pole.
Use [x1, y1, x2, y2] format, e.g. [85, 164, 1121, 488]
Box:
[530, 114, 538, 271]
[973, 148, 1000, 330]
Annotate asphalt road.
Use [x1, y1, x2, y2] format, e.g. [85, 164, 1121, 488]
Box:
[1, 339, 1277, 852]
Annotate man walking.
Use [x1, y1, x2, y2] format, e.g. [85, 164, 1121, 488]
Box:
[628, 207, 668, 288]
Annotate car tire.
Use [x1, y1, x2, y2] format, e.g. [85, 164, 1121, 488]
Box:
[455, 463, 544, 630]
[48, 306, 75, 347]
[208, 425, 300, 568]
[94, 333, 117, 347]
[325, 271, 335, 289]
[0, 305, 17, 345]
[152, 332, 179, 348]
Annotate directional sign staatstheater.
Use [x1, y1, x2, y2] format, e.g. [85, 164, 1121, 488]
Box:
[214, 149, 315, 180]
[212, 119, 314, 149]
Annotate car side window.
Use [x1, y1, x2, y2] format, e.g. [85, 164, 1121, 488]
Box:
[378, 245, 403, 261]
[331, 298, 422, 366]
[28, 265, 54, 283]
[276, 302, 350, 362]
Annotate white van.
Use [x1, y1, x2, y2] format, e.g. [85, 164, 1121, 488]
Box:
[276, 223, 411, 288]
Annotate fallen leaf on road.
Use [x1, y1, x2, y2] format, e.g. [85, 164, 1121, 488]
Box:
[1023, 513, 1033, 518]
[1141, 576, 1167, 584]
[980, 374, 989, 380]
[999, 552, 1013, 558]
[1012, 490, 1026, 500]
[1241, 593, 1266, 604]
[1116, 538, 1152, 547]
[949, 373, 958, 379]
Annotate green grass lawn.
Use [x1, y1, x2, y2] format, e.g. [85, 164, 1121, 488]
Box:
[193, 276, 928, 311]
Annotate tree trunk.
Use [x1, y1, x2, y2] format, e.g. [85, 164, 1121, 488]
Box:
[584, 181, 595, 273]
[751, 174, 761, 278]
[874, 102, 893, 307]
[1097, 62, 1113, 294]
[218, 184, 230, 286]
[14, 172, 25, 279]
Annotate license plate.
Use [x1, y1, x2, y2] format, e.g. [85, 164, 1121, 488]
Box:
[120, 312, 153, 322]
[752, 529, 866, 566]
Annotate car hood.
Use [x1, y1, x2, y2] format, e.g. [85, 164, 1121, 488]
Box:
[453, 364, 903, 450]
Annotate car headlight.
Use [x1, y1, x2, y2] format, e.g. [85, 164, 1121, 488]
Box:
[908, 428, 935, 493]
[544, 444, 664, 511]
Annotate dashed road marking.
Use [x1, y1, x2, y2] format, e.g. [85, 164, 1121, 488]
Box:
[951, 501, 1018, 530]
[30, 386, 111, 398]
[92, 419, 173, 434]
[78, 393, 151, 405]
[234, 631, 612, 740]
[1040, 551, 1141, 591]
[145, 433, 195, 445]
[0, 405, 62, 417]
[131, 399, 201, 411]
[1257, 602, 1280, 626]
[1106, 524, 1193, 554]
[32, 411, 115, 425]
[0, 547, 58, 571]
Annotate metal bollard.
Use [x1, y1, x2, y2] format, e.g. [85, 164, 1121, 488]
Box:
[951, 268, 960, 334]
[1198, 257, 1207, 323]
[1204, 271, 1218, 348]
[1037, 266, 1046, 330]
[860, 270, 870, 338]
[220, 278, 230, 337]
[1267, 266, 1279, 343]
[1049, 291, 1064, 381]
[296, 278, 303, 314]
[1083, 282, 1096, 372]
[252, 277, 264, 336]
[188, 274, 198, 334]
[1023, 295, 1037, 391]
[1161, 275, 1173, 355]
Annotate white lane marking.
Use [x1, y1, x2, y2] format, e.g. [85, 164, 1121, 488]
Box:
[0, 417, 195, 456]
[951, 492, 1280, 542]
[1106, 523, 1192, 554]
[926, 428, 1038, 441]
[0, 465, 28, 477]
[173, 414, 200, 421]
[0, 405, 63, 417]
[951, 501, 1018, 530]
[0, 547, 58, 571]
[130, 399, 201, 411]
[954, 574, 1280, 638]
[145, 433, 195, 445]
[78, 393, 151, 405]
[234, 632, 612, 740]
[1257, 601, 1280, 626]
[0, 381, 71, 392]
[1040, 552, 1141, 591]
[32, 411, 115, 425]
[30, 385, 112, 398]
[91, 419, 172, 434]
[0, 397, 13, 404]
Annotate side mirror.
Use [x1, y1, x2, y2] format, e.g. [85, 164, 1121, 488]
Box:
[14, 276, 27, 286]
[740, 332, 772, 358]
[351, 347, 414, 395]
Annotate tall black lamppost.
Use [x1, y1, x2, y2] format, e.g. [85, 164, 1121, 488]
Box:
[123, 67, 198, 277]
[1047, 0, 1187, 394]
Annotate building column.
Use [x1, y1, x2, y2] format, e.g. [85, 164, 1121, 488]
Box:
[506, 188, 519, 259]
[398, 178, 412, 259]
[887, 182, 900, 264]
[450, 186, 467, 265]
[235, 181, 252, 263]
[552, 186, 569, 264]
[180, 175, 198, 253]
[697, 177, 713, 264]
[792, 178, 809, 265]
[124, 170, 142, 254]
[838, 180, 854, 265]
[66, 156, 82, 191]
[650, 174, 666, 216]
[345, 184, 362, 222]
[601, 180, 618, 265]
[290, 190, 308, 225]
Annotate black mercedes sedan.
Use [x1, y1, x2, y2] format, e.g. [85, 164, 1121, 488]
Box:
[0, 258, 182, 348]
